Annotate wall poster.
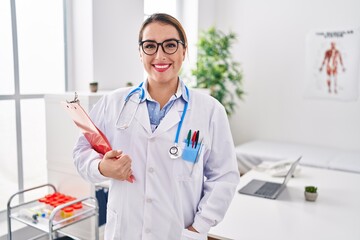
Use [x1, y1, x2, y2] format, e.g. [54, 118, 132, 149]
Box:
[305, 28, 360, 101]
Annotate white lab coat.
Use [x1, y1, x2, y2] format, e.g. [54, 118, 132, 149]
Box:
[73, 83, 240, 240]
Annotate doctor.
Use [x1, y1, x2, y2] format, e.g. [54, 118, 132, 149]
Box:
[73, 13, 240, 240]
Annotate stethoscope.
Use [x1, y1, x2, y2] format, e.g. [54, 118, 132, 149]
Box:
[116, 82, 189, 159]
[116, 82, 146, 130]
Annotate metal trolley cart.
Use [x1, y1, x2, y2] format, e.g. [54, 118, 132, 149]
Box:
[7, 183, 99, 240]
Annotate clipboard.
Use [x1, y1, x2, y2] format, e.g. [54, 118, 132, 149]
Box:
[61, 93, 135, 183]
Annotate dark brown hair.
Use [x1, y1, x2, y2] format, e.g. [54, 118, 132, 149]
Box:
[138, 13, 187, 48]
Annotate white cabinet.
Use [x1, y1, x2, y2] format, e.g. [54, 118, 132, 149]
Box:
[44, 92, 105, 239]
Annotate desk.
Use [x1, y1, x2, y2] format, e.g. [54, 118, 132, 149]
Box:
[208, 166, 360, 240]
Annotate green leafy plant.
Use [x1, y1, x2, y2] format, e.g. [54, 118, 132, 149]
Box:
[191, 26, 244, 116]
[305, 186, 318, 193]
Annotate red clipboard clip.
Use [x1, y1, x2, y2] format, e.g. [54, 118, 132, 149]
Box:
[61, 92, 135, 183]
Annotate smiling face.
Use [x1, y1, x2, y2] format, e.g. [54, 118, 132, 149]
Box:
[139, 22, 186, 86]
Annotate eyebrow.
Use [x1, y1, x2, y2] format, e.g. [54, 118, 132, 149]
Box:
[141, 38, 179, 43]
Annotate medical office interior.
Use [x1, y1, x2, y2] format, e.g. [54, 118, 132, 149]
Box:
[1, 0, 360, 239]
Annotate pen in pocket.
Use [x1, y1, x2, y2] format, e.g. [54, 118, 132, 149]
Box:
[187, 129, 192, 147]
[194, 131, 199, 148]
[191, 131, 197, 148]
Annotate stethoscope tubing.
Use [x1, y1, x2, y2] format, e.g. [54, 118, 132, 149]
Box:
[125, 82, 145, 102]
[173, 86, 189, 145]
[119, 81, 189, 159]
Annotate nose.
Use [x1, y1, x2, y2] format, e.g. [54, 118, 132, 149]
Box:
[155, 44, 167, 60]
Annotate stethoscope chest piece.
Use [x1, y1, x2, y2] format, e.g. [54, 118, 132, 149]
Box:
[168, 86, 189, 159]
[169, 144, 182, 159]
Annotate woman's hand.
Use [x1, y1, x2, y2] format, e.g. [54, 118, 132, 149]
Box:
[182, 226, 207, 240]
[98, 150, 133, 181]
[187, 226, 199, 233]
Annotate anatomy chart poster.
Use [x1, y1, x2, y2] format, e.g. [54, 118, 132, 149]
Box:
[304, 28, 360, 101]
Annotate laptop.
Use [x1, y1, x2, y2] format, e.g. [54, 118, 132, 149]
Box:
[238, 156, 301, 199]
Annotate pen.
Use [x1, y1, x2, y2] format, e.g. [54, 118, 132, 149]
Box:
[191, 131, 197, 148]
[187, 130, 192, 147]
[194, 130, 199, 148]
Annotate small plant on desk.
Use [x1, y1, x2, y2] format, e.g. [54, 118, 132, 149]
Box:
[305, 186, 317, 193]
[304, 186, 318, 201]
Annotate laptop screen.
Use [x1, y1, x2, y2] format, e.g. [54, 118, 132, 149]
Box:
[282, 157, 301, 185]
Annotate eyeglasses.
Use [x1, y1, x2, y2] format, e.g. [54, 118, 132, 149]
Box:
[139, 39, 185, 55]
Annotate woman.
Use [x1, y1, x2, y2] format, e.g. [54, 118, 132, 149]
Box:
[73, 13, 240, 240]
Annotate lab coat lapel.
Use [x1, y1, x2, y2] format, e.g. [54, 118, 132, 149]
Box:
[152, 100, 190, 138]
[134, 102, 152, 135]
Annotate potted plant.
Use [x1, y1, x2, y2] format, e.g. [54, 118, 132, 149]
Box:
[304, 186, 318, 201]
[191, 26, 244, 116]
[89, 82, 98, 93]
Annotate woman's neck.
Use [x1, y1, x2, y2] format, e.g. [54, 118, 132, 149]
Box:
[147, 79, 178, 109]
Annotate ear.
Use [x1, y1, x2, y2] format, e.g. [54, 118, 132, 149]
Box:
[182, 48, 186, 61]
[139, 49, 143, 62]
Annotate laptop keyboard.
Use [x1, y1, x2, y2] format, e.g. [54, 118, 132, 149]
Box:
[255, 182, 280, 196]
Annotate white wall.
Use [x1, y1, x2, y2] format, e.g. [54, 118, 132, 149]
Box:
[66, 0, 94, 91]
[69, 0, 360, 151]
[68, 0, 144, 91]
[93, 0, 144, 90]
[176, 0, 199, 85]
[205, 0, 360, 151]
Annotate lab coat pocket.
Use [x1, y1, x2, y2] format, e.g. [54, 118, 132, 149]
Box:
[176, 142, 205, 181]
[182, 140, 201, 163]
[104, 207, 120, 240]
[181, 229, 207, 240]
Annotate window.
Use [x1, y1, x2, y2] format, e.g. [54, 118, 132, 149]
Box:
[0, 0, 66, 213]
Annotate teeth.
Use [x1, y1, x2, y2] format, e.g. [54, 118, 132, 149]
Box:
[154, 65, 169, 69]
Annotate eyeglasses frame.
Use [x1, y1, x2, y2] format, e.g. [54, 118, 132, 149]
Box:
[139, 38, 185, 56]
